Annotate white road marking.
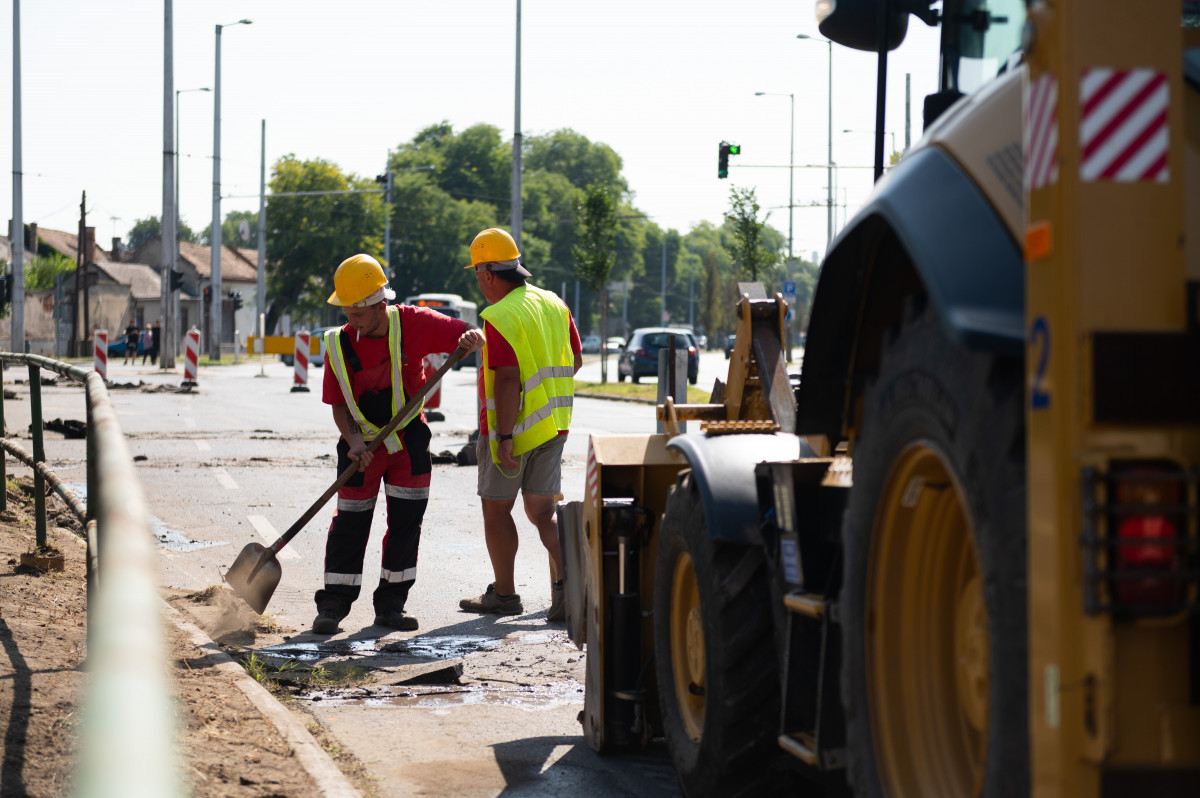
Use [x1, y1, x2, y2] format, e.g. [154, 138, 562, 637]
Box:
[248, 515, 299, 560]
[195, 440, 211, 452]
[213, 467, 238, 490]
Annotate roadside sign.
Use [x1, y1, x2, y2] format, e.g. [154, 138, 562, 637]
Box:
[783, 281, 796, 321]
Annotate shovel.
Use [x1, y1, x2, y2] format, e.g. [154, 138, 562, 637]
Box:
[225, 344, 470, 613]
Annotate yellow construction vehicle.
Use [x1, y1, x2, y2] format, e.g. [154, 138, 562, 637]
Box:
[558, 1, 1200, 796]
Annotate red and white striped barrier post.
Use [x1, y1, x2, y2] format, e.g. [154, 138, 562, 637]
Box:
[291, 331, 311, 393]
[182, 328, 200, 388]
[93, 330, 108, 381]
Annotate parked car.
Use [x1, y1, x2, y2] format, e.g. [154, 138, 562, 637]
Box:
[617, 327, 698, 385]
[281, 326, 337, 368]
[723, 333, 737, 358]
[581, 334, 603, 354]
[604, 336, 625, 354]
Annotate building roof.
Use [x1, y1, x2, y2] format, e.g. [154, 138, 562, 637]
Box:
[35, 226, 118, 265]
[97, 261, 161, 300]
[178, 240, 259, 282]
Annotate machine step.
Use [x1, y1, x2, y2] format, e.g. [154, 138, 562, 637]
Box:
[783, 591, 826, 619]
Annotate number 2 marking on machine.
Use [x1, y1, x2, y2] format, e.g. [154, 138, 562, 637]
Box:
[1030, 316, 1051, 410]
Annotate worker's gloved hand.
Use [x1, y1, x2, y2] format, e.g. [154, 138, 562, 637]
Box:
[498, 438, 518, 471]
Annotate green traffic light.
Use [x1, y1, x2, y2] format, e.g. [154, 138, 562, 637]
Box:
[728, 144, 741, 154]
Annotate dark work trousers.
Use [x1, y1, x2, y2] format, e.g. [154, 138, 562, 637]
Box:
[314, 420, 433, 618]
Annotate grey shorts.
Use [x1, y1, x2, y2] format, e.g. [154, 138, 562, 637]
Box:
[476, 433, 567, 500]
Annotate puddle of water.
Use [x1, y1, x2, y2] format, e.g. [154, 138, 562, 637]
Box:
[257, 641, 326, 662]
[359, 681, 585, 711]
[69, 483, 224, 553]
[379, 634, 501, 659]
[149, 516, 226, 552]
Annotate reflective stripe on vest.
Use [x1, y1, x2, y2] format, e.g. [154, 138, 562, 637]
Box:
[325, 306, 415, 454]
[480, 284, 574, 464]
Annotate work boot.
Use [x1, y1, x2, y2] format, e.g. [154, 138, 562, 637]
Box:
[547, 580, 566, 622]
[374, 611, 419, 631]
[459, 583, 523, 615]
[312, 612, 340, 635]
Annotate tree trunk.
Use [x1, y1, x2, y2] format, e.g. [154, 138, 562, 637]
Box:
[599, 288, 609, 384]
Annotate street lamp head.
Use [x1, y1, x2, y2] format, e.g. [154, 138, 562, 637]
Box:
[755, 91, 766, 96]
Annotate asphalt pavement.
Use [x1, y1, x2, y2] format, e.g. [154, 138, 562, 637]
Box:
[7, 351, 696, 797]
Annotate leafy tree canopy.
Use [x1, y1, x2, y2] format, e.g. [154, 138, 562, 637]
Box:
[265, 155, 385, 332]
[125, 215, 200, 250]
[25, 251, 75, 291]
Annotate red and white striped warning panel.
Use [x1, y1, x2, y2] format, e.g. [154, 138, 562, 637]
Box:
[1080, 68, 1169, 183]
[1025, 73, 1059, 192]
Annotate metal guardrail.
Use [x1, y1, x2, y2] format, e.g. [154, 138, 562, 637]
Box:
[0, 353, 181, 797]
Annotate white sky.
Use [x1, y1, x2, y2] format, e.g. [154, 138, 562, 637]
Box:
[1, 0, 943, 265]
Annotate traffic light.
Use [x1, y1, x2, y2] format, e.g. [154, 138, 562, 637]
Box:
[718, 141, 741, 179]
[169, 268, 184, 291]
[203, 286, 211, 304]
[230, 291, 243, 311]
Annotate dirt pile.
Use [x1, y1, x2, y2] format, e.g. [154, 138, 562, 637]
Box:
[0, 478, 325, 797]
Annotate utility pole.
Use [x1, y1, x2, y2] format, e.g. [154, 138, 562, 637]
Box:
[256, 119, 266, 338]
[511, 0, 523, 248]
[11, 0, 24, 353]
[160, 0, 176, 369]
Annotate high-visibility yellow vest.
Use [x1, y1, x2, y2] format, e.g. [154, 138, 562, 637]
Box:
[325, 306, 416, 453]
[480, 284, 574, 464]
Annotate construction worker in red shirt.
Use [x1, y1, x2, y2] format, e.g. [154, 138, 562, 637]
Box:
[315, 254, 483, 634]
[458, 228, 582, 622]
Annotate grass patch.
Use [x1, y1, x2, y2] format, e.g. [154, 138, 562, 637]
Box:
[575, 380, 712, 404]
[239, 651, 373, 695]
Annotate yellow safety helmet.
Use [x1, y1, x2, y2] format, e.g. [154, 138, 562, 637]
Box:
[467, 228, 521, 269]
[328, 254, 388, 306]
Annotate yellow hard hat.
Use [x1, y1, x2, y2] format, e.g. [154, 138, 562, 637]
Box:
[328, 254, 387, 306]
[467, 228, 521, 269]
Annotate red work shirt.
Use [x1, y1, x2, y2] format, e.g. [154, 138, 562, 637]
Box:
[477, 316, 581, 434]
[322, 305, 467, 421]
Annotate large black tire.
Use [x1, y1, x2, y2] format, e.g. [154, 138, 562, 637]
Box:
[654, 471, 782, 797]
[841, 295, 1028, 798]
[632, 373, 640, 384]
[618, 370, 626, 383]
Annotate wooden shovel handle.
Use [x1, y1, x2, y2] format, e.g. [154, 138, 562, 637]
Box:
[269, 344, 470, 554]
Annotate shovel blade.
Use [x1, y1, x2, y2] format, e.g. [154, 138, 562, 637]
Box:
[224, 543, 282, 614]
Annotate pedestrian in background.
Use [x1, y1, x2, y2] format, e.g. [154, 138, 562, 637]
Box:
[313, 254, 484, 635]
[140, 325, 153, 365]
[150, 319, 161, 365]
[458, 228, 581, 622]
[123, 320, 139, 365]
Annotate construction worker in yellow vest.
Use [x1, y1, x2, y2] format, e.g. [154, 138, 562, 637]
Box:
[458, 228, 582, 621]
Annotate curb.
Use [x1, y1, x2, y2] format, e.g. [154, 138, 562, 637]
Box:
[161, 602, 360, 798]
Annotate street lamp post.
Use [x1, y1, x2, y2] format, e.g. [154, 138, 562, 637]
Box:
[173, 86, 209, 368]
[211, 18, 251, 358]
[754, 91, 795, 261]
[797, 34, 833, 256]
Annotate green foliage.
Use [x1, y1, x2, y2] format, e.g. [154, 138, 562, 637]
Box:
[24, 251, 75, 291]
[572, 184, 617, 293]
[525, 130, 628, 197]
[126, 215, 200, 250]
[722, 186, 780, 283]
[210, 209, 259, 247]
[265, 155, 386, 333]
[573, 183, 619, 382]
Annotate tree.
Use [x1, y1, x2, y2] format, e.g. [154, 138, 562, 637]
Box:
[722, 186, 780, 282]
[205, 209, 259, 248]
[24, 251, 75, 291]
[573, 184, 618, 383]
[126, 216, 200, 250]
[265, 155, 386, 333]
